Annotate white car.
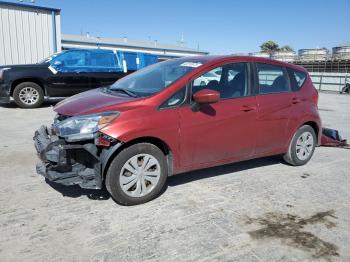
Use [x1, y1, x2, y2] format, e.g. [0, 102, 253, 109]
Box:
[194, 69, 235, 86]
[194, 70, 221, 86]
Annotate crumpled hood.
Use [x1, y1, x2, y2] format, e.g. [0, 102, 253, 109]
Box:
[54, 88, 141, 116]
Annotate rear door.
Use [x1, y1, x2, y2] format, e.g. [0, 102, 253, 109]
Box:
[254, 63, 293, 155]
[178, 62, 258, 170]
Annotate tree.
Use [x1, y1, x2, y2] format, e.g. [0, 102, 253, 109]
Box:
[260, 41, 279, 55]
[279, 45, 294, 52]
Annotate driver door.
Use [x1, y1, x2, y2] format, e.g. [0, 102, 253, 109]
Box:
[46, 50, 91, 97]
[178, 63, 258, 171]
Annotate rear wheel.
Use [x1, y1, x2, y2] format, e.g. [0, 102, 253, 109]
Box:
[105, 143, 168, 205]
[13, 82, 44, 108]
[283, 125, 316, 166]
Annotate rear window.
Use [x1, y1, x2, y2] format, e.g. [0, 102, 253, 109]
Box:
[256, 63, 290, 94]
[287, 68, 307, 91]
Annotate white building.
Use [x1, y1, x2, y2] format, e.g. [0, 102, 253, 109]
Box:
[0, 1, 61, 65]
[271, 51, 297, 62]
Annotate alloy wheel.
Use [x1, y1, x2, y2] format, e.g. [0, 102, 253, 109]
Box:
[18, 87, 39, 105]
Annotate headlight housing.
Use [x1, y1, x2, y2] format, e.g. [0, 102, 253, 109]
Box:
[0, 67, 11, 80]
[54, 112, 119, 142]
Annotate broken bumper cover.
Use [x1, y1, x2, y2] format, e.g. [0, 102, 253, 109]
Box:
[34, 126, 103, 189]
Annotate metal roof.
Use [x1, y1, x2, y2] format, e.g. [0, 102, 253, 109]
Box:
[336, 42, 350, 47]
[0, 1, 60, 12]
[61, 34, 208, 55]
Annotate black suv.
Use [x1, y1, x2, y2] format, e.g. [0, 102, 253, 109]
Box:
[0, 49, 129, 108]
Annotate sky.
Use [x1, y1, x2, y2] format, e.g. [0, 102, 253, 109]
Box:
[7, 0, 350, 54]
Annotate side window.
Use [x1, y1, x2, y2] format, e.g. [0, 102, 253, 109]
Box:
[287, 68, 307, 91]
[87, 52, 117, 70]
[257, 63, 290, 94]
[159, 87, 187, 109]
[191, 63, 249, 100]
[51, 51, 122, 73]
[193, 67, 222, 89]
[52, 51, 87, 70]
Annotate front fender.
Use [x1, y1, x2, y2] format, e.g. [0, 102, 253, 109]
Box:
[100, 142, 123, 177]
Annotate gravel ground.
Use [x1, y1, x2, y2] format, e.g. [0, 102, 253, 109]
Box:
[0, 92, 349, 262]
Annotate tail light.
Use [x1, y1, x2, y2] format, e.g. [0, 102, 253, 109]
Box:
[312, 89, 319, 106]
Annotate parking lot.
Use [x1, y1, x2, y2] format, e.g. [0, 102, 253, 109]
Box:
[0, 92, 349, 262]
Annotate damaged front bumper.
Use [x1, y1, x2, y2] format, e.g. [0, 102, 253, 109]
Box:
[33, 126, 121, 189]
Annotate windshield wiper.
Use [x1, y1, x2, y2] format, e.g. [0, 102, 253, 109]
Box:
[109, 88, 137, 97]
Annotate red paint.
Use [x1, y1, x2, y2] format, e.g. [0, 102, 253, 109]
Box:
[193, 89, 220, 104]
[54, 56, 321, 175]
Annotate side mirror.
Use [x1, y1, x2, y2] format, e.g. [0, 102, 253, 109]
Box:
[193, 89, 220, 105]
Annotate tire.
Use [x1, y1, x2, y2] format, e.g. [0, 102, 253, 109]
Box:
[105, 143, 168, 205]
[283, 125, 316, 166]
[13, 82, 44, 108]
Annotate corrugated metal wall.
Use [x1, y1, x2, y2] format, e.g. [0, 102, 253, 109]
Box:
[0, 3, 61, 65]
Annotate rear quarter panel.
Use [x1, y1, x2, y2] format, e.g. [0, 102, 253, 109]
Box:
[285, 77, 321, 148]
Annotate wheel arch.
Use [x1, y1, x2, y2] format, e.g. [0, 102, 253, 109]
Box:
[286, 119, 321, 151]
[303, 121, 320, 140]
[11, 78, 46, 96]
[102, 136, 174, 180]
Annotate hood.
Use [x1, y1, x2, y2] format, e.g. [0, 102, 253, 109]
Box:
[54, 88, 142, 116]
[0, 63, 47, 70]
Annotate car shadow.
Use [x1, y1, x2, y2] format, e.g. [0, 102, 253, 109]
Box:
[0, 99, 63, 109]
[167, 156, 283, 187]
[45, 156, 282, 202]
[45, 179, 110, 200]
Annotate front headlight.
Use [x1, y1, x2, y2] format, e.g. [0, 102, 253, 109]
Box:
[0, 67, 11, 80]
[54, 111, 119, 142]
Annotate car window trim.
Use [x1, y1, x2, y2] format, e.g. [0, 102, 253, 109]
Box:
[157, 85, 189, 111]
[287, 67, 307, 92]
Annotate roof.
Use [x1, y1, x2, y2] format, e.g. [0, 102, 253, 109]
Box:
[179, 55, 308, 72]
[335, 42, 350, 47]
[0, 1, 60, 12]
[61, 34, 208, 55]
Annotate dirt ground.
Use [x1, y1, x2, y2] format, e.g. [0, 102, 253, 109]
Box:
[0, 92, 349, 262]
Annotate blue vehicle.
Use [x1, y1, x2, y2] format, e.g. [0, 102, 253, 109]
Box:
[0, 49, 158, 108]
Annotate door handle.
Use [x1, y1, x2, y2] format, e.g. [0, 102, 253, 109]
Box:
[292, 97, 301, 104]
[240, 105, 256, 112]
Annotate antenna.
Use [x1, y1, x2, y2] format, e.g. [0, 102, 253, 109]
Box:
[177, 33, 186, 47]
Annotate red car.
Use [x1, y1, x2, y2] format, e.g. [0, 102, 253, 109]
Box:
[34, 56, 321, 205]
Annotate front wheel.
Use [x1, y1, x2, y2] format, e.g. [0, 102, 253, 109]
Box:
[13, 82, 44, 108]
[105, 143, 168, 205]
[283, 125, 316, 166]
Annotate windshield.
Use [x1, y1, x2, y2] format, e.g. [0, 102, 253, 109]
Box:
[109, 58, 208, 97]
[38, 52, 62, 64]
